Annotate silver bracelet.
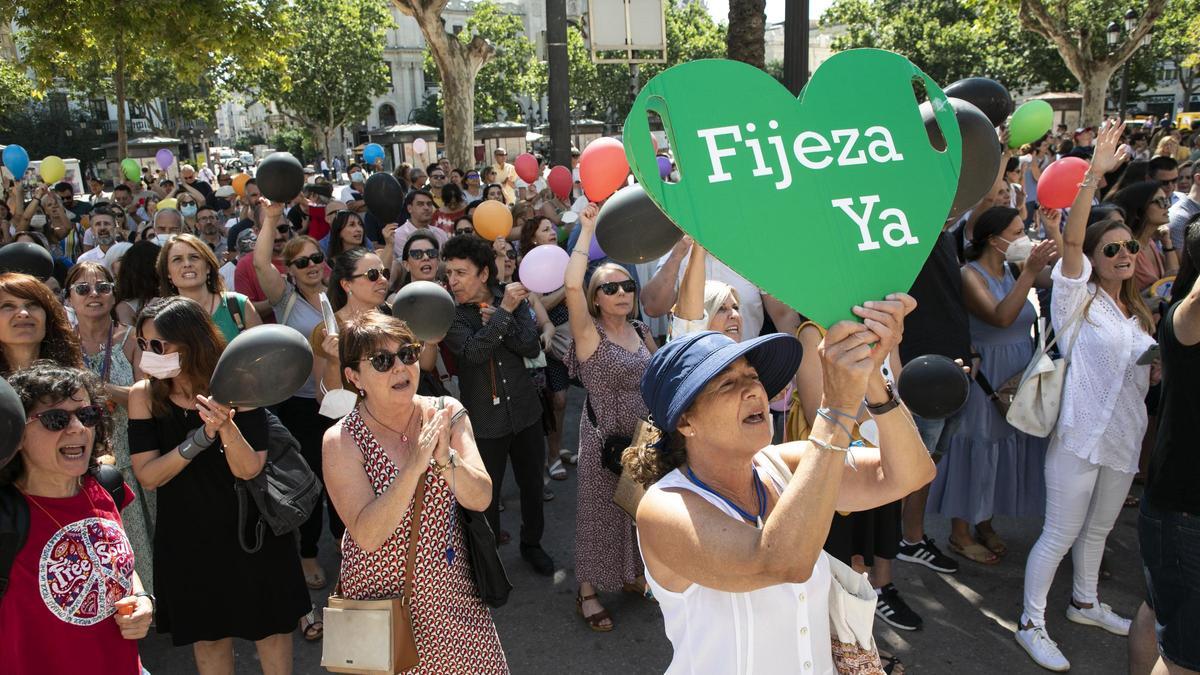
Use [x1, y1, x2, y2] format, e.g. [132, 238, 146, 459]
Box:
[810, 435, 857, 471]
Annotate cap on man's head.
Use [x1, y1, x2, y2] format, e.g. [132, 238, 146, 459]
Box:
[1074, 127, 1093, 136]
[214, 185, 236, 198]
[236, 228, 258, 254]
[494, 147, 507, 155]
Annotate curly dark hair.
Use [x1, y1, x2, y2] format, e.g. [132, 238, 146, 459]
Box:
[622, 428, 687, 489]
[0, 273, 83, 375]
[0, 361, 112, 485]
[442, 234, 498, 290]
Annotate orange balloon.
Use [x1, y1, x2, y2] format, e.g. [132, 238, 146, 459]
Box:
[232, 173, 250, 197]
[473, 200, 513, 241]
[579, 137, 629, 202]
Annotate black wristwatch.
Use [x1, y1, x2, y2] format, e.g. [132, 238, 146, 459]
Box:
[865, 381, 902, 415]
[134, 591, 156, 615]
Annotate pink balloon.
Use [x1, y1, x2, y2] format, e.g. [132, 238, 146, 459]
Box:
[1037, 157, 1090, 209]
[518, 244, 570, 293]
[514, 153, 539, 184]
[579, 138, 629, 202]
[547, 165, 572, 200]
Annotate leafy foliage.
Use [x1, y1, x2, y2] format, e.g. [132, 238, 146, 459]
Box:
[0, 58, 32, 116]
[0, 102, 103, 165]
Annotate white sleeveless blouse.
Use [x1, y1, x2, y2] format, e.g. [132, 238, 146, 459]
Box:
[638, 460, 835, 674]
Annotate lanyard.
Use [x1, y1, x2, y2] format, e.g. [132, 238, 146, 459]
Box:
[99, 323, 114, 384]
[685, 466, 767, 527]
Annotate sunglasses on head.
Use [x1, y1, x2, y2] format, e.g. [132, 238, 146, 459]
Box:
[289, 252, 325, 269]
[1102, 239, 1141, 257]
[407, 248, 439, 261]
[363, 344, 422, 372]
[597, 279, 637, 295]
[136, 336, 171, 354]
[71, 281, 114, 296]
[351, 267, 390, 282]
[27, 404, 105, 432]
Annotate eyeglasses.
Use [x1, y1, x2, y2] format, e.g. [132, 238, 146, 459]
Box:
[406, 249, 439, 261]
[275, 223, 292, 234]
[597, 279, 637, 295]
[71, 281, 114, 297]
[197, 215, 219, 223]
[362, 344, 422, 372]
[288, 252, 325, 269]
[1161, 178, 1179, 188]
[351, 267, 390, 282]
[498, 250, 516, 260]
[27, 404, 105, 431]
[455, 228, 474, 236]
[178, 200, 196, 207]
[1151, 196, 1171, 209]
[136, 337, 171, 354]
[430, 173, 446, 180]
[1101, 240, 1141, 257]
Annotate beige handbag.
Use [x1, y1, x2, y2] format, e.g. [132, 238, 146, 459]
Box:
[611, 420, 655, 519]
[1006, 296, 1092, 438]
[322, 473, 426, 674]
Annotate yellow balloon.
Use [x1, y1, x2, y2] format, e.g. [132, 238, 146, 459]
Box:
[39, 156, 65, 184]
[158, 198, 178, 211]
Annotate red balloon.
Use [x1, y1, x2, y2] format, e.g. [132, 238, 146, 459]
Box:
[1036, 157, 1090, 209]
[547, 165, 572, 201]
[514, 153, 539, 184]
[579, 137, 629, 203]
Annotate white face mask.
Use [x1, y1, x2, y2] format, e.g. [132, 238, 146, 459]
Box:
[998, 234, 1033, 263]
[29, 214, 47, 229]
[140, 351, 181, 379]
[350, 172, 365, 183]
[154, 233, 172, 247]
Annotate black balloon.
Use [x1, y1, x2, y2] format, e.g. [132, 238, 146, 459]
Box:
[595, 184, 682, 264]
[392, 281, 455, 341]
[944, 77, 1013, 128]
[210, 324, 314, 408]
[922, 97, 1002, 220]
[0, 242, 54, 279]
[0, 377, 23, 470]
[897, 354, 970, 420]
[255, 152, 305, 203]
[364, 172, 404, 225]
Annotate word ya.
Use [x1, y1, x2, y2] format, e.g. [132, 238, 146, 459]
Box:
[697, 122, 904, 190]
[833, 195, 919, 252]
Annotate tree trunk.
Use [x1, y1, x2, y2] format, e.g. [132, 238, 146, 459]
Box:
[1078, 68, 1115, 126]
[440, 65, 477, 169]
[727, 0, 766, 70]
[115, 51, 128, 160]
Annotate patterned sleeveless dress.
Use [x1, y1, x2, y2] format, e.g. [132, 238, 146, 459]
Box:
[337, 407, 509, 674]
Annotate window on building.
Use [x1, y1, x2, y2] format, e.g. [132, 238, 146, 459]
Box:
[89, 98, 109, 121]
[379, 103, 398, 127]
[47, 92, 68, 117]
[387, 61, 395, 91]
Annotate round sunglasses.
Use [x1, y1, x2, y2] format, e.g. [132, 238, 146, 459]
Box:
[351, 267, 390, 282]
[27, 404, 105, 432]
[1102, 240, 1141, 257]
[136, 336, 172, 354]
[362, 344, 422, 372]
[497, 249, 517, 260]
[406, 249, 439, 261]
[288, 252, 326, 269]
[597, 279, 637, 295]
[71, 281, 114, 296]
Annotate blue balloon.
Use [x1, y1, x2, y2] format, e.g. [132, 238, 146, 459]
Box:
[363, 143, 385, 165]
[2, 145, 29, 180]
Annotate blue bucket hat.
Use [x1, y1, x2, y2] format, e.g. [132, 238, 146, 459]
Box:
[640, 331, 803, 434]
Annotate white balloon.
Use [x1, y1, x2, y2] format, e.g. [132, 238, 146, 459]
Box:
[413, 138, 428, 154]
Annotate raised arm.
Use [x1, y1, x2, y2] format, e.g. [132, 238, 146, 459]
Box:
[674, 239, 706, 321]
[641, 236, 691, 317]
[1064, 120, 1127, 280]
[961, 242, 1056, 328]
[564, 203, 602, 362]
[253, 203, 287, 306]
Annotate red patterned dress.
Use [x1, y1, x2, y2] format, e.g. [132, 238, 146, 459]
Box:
[337, 407, 509, 674]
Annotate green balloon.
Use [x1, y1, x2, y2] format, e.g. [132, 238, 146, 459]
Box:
[121, 158, 140, 181]
[623, 50, 962, 328]
[1008, 100, 1053, 148]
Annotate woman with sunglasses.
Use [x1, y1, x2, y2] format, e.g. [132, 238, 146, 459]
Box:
[0, 362, 154, 674]
[322, 311, 507, 673]
[0, 272, 82, 376]
[1016, 121, 1159, 672]
[492, 238, 517, 284]
[463, 171, 484, 202]
[114, 240, 162, 326]
[65, 263, 155, 590]
[256, 203, 344, 596]
[1108, 181, 1179, 293]
[128, 297, 309, 670]
[561, 204, 658, 632]
[157, 233, 262, 342]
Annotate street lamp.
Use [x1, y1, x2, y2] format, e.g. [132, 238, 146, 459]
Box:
[1108, 8, 1150, 121]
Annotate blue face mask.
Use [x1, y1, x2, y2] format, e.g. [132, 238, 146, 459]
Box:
[181, 204, 198, 218]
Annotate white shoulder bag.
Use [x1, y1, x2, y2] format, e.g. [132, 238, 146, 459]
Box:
[1006, 293, 1094, 438]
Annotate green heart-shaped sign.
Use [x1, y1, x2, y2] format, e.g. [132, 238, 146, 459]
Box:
[624, 49, 962, 328]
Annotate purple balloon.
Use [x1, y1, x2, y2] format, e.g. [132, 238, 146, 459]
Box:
[657, 155, 672, 179]
[518, 244, 570, 293]
[155, 148, 175, 171]
[589, 234, 606, 261]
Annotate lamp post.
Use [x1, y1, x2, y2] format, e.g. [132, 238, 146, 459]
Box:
[1107, 8, 1151, 121]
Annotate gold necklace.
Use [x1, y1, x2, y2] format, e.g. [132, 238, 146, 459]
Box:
[18, 479, 97, 532]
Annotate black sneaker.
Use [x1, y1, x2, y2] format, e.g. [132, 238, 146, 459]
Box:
[896, 536, 959, 573]
[875, 583, 923, 631]
[520, 544, 555, 576]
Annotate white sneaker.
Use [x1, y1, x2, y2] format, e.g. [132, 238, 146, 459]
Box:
[1066, 602, 1131, 636]
[1015, 621, 1071, 672]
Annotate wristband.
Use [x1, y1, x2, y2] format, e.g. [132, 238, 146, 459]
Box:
[810, 436, 857, 471]
[177, 426, 217, 460]
[866, 382, 902, 415]
[1163, 247, 1176, 253]
[571, 249, 588, 257]
[134, 591, 156, 615]
[816, 407, 856, 442]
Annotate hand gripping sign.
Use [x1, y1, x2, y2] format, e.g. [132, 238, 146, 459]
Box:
[622, 49, 962, 328]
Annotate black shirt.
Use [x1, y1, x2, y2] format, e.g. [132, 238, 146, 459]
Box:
[899, 230, 972, 365]
[1146, 302, 1200, 513]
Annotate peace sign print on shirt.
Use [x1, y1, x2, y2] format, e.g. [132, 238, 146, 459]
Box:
[38, 517, 134, 626]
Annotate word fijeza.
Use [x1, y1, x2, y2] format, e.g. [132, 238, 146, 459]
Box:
[697, 123, 919, 252]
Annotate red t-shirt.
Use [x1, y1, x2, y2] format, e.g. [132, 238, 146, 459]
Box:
[0, 476, 140, 675]
[308, 204, 331, 241]
[234, 254, 286, 310]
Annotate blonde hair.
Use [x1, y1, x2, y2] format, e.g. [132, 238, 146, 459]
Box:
[585, 263, 637, 319]
[701, 281, 739, 329]
[1155, 136, 1179, 157]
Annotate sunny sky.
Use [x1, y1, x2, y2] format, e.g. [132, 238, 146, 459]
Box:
[702, 0, 835, 25]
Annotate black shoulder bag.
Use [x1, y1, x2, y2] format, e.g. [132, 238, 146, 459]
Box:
[235, 410, 323, 554]
[587, 321, 649, 476]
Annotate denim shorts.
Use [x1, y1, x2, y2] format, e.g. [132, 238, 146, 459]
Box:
[1139, 500, 1200, 671]
[913, 412, 960, 459]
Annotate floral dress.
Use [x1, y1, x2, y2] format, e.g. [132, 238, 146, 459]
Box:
[337, 407, 509, 674]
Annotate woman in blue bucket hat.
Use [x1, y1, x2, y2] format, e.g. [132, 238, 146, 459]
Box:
[628, 294, 936, 674]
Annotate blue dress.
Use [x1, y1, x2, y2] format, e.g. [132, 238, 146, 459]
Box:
[927, 261, 1048, 524]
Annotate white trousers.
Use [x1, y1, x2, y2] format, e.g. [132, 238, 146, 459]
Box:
[1021, 444, 1135, 625]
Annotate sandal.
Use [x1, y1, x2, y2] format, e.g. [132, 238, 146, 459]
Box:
[880, 652, 905, 675]
[1124, 495, 1140, 508]
[303, 566, 327, 590]
[548, 459, 568, 481]
[560, 449, 578, 465]
[623, 582, 656, 604]
[576, 592, 614, 632]
[300, 606, 323, 641]
[948, 539, 1000, 565]
[974, 527, 1007, 557]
